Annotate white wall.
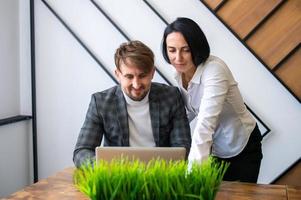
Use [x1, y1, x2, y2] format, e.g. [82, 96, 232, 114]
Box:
[32, 0, 301, 185]
[0, 0, 32, 197]
[0, 122, 32, 197]
[0, 0, 20, 117]
[20, 0, 32, 115]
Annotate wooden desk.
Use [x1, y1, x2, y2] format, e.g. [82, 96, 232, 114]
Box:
[2, 167, 301, 200]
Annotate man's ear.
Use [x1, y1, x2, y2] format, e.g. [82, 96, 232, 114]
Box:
[115, 69, 120, 82]
[150, 67, 155, 78]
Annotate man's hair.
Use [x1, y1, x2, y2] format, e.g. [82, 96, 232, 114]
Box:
[162, 17, 210, 67]
[115, 40, 154, 73]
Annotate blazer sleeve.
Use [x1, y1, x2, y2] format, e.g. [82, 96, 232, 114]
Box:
[169, 88, 191, 156]
[73, 94, 104, 168]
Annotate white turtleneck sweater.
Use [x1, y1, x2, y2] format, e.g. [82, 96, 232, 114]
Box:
[123, 91, 155, 147]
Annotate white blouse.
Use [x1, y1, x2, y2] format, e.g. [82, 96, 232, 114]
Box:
[175, 55, 256, 163]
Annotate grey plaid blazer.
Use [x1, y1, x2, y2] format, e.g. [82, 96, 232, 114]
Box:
[73, 83, 191, 167]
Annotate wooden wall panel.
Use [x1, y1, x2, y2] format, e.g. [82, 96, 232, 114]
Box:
[246, 0, 301, 69]
[217, 0, 282, 39]
[203, 0, 224, 10]
[274, 160, 301, 187]
[275, 48, 301, 100]
[201, 0, 301, 102]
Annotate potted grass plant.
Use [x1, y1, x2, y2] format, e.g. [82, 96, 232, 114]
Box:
[74, 157, 228, 200]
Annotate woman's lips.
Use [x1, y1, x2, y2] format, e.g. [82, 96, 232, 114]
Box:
[174, 63, 185, 67]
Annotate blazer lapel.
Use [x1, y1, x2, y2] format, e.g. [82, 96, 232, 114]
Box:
[115, 86, 129, 146]
[149, 84, 160, 146]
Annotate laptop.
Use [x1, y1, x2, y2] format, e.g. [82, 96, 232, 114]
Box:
[95, 146, 186, 163]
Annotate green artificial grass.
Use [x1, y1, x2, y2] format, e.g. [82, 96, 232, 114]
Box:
[73, 157, 228, 200]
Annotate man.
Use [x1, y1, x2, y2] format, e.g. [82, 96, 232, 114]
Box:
[73, 41, 191, 167]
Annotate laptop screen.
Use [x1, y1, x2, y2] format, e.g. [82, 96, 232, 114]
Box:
[95, 147, 186, 163]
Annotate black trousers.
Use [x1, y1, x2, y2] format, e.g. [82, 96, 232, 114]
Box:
[215, 124, 263, 183]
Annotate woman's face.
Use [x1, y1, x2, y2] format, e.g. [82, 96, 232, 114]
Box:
[166, 32, 196, 74]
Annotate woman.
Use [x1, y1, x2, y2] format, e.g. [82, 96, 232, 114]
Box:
[162, 17, 263, 183]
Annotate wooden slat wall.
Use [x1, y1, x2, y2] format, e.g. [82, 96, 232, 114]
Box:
[274, 159, 301, 187]
[201, 0, 301, 102]
[203, 0, 224, 10]
[247, 0, 301, 68]
[275, 48, 301, 100]
[218, 0, 282, 39]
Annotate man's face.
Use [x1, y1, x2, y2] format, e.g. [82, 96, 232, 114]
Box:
[115, 59, 154, 101]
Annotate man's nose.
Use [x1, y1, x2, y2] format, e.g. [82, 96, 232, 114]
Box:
[132, 78, 141, 89]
